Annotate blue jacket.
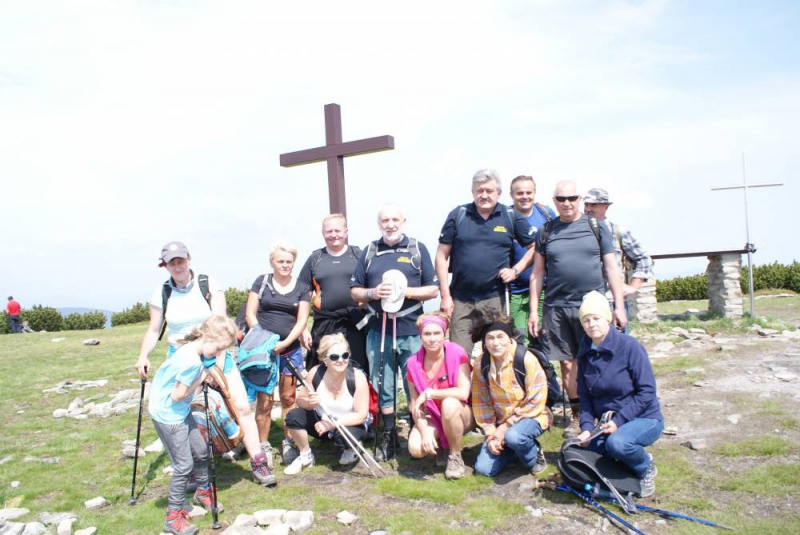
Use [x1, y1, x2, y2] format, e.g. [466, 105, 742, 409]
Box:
[577, 326, 663, 431]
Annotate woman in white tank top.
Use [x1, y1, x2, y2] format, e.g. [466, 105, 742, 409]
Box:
[283, 333, 371, 473]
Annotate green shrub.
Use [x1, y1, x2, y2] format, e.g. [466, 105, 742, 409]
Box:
[0, 311, 10, 334]
[742, 261, 800, 294]
[111, 302, 150, 326]
[225, 287, 249, 319]
[25, 305, 64, 332]
[656, 273, 708, 302]
[62, 311, 106, 331]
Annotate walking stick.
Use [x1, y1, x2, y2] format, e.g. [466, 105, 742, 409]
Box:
[202, 383, 222, 530]
[392, 314, 398, 419]
[374, 312, 388, 456]
[128, 378, 146, 505]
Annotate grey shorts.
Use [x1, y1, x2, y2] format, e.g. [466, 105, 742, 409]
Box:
[541, 305, 582, 362]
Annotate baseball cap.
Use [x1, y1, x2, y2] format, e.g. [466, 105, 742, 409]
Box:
[583, 188, 613, 204]
[381, 270, 408, 314]
[159, 241, 190, 267]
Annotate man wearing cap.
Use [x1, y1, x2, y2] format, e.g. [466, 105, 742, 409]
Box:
[350, 204, 439, 461]
[528, 181, 626, 439]
[298, 214, 367, 372]
[6, 296, 22, 333]
[507, 175, 556, 344]
[436, 169, 536, 358]
[583, 187, 653, 329]
[471, 314, 550, 477]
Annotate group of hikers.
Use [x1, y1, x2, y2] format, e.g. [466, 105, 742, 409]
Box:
[136, 170, 662, 535]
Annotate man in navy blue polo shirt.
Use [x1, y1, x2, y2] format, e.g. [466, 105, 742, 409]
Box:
[435, 169, 536, 358]
[351, 204, 439, 461]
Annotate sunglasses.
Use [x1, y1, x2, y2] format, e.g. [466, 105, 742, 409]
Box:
[554, 195, 580, 203]
[328, 352, 351, 362]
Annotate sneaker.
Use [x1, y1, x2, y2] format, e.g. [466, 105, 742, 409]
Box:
[251, 455, 278, 487]
[639, 453, 658, 498]
[562, 404, 581, 440]
[284, 452, 315, 475]
[531, 446, 547, 475]
[260, 441, 275, 469]
[164, 508, 198, 535]
[185, 472, 198, 493]
[339, 449, 359, 465]
[444, 452, 466, 480]
[375, 428, 398, 462]
[192, 486, 224, 513]
[281, 438, 299, 466]
[223, 441, 246, 462]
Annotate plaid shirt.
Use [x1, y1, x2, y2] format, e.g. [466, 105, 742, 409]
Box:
[471, 342, 550, 435]
[606, 219, 652, 282]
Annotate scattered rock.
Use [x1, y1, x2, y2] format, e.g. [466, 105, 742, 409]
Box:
[682, 439, 707, 451]
[0, 509, 29, 521]
[74, 529, 97, 535]
[254, 509, 287, 526]
[671, 327, 690, 338]
[162, 466, 175, 475]
[718, 345, 738, 352]
[0, 455, 13, 465]
[686, 308, 700, 313]
[23, 456, 60, 464]
[223, 525, 264, 535]
[263, 525, 291, 535]
[727, 414, 741, 424]
[524, 505, 543, 518]
[83, 497, 108, 510]
[684, 367, 705, 375]
[43, 380, 108, 394]
[187, 506, 207, 518]
[39, 513, 78, 526]
[122, 446, 145, 458]
[336, 510, 358, 525]
[10, 481, 20, 489]
[51, 338, 67, 343]
[0, 522, 25, 535]
[21, 522, 47, 535]
[652, 342, 675, 352]
[82, 339, 100, 346]
[689, 328, 706, 334]
[757, 328, 780, 337]
[52, 409, 68, 419]
[57, 518, 76, 535]
[284, 510, 314, 532]
[663, 426, 678, 436]
[692, 381, 710, 388]
[232, 514, 258, 528]
[677, 339, 705, 349]
[144, 439, 163, 453]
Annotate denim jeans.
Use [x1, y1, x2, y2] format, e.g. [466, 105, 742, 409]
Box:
[587, 417, 663, 478]
[474, 418, 544, 477]
[366, 330, 420, 410]
[153, 416, 208, 511]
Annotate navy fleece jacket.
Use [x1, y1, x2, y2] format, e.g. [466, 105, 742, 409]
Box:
[577, 326, 663, 431]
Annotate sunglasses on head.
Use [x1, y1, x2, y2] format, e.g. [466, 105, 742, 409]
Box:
[328, 352, 351, 362]
[554, 195, 580, 202]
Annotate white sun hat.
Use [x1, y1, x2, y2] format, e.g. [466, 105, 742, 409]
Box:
[381, 269, 408, 314]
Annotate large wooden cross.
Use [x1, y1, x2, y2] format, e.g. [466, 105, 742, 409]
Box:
[279, 103, 394, 218]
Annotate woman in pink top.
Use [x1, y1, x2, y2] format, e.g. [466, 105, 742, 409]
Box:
[406, 312, 473, 480]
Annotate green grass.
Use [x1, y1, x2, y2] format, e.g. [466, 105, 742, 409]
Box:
[377, 473, 491, 504]
[714, 436, 793, 457]
[720, 462, 800, 495]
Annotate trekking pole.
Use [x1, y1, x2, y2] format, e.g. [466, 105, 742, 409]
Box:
[561, 375, 569, 430]
[202, 383, 222, 530]
[374, 312, 387, 456]
[392, 314, 398, 420]
[284, 360, 386, 477]
[557, 484, 646, 535]
[504, 283, 511, 316]
[128, 378, 147, 505]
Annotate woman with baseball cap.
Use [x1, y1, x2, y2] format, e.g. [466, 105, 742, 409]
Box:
[135, 241, 278, 488]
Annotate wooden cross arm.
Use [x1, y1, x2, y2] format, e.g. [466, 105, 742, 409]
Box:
[280, 135, 395, 167]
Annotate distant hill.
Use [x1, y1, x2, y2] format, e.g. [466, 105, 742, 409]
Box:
[57, 308, 115, 329]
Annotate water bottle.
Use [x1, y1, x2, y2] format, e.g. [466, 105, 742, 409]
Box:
[584, 483, 615, 500]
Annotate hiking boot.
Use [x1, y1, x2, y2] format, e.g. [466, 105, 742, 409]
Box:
[563, 404, 581, 440]
[192, 486, 224, 513]
[375, 428, 398, 462]
[638, 453, 658, 498]
[531, 446, 547, 475]
[281, 438, 299, 466]
[223, 441, 246, 462]
[164, 508, 198, 535]
[339, 448, 359, 465]
[284, 451, 315, 475]
[444, 452, 466, 480]
[260, 441, 275, 469]
[251, 455, 278, 487]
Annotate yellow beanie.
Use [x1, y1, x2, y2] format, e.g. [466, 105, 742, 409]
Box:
[579, 291, 612, 322]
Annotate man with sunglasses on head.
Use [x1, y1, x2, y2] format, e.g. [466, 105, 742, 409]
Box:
[527, 181, 626, 440]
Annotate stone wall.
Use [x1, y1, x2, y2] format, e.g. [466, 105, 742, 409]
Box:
[629, 275, 658, 323]
[706, 254, 744, 317]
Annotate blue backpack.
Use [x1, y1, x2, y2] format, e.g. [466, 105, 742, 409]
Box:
[236, 324, 281, 401]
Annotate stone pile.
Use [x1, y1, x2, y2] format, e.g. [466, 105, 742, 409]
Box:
[0, 509, 96, 535]
[43, 380, 108, 395]
[52, 389, 142, 420]
[629, 276, 658, 323]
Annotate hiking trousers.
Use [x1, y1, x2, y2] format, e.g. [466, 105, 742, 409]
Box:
[587, 417, 663, 478]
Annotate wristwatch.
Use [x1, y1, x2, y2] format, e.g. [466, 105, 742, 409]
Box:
[424, 388, 433, 400]
[512, 267, 519, 276]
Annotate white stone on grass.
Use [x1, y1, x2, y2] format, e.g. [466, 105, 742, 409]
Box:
[122, 446, 145, 458]
[57, 518, 76, 535]
[10, 482, 20, 489]
[284, 511, 314, 532]
[232, 514, 258, 528]
[83, 497, 107, 510]
[254, 509, 287, 526]
[52, 409, 68, 419]
[187, 506, 207, 518]
[0, 509, 30, 521]
[264, 523, 291, 535]
[652, 342, 675, 352]
[0, 522, 25, 535]
[21, 522, 47, 535]
[775, 372, 798, 382]
[39, 513, 77, 526]
[682, 439, 707, 451]
[0, 456, 12, 465]
[74, 529, 97, 535]
[727, 414, 741, 424]
[222, 526, 263, 535]
[663, 426, 678, 436]
[336, 510, 358, 525]
[144, 439, 163, 453]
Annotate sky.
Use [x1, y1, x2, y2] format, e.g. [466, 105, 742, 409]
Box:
[1, 0, 798, 312]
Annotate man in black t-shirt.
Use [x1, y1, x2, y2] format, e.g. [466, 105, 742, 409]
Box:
[298, 214, 367, 371]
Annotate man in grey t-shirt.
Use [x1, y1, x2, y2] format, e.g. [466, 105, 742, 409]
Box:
[527, 180, 626, 439]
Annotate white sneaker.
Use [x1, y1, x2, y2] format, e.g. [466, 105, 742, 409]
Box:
[283, 452, 314, 475]
[339, 449, 358, 465]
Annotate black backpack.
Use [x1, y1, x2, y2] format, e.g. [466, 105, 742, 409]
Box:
[479, 331, 561, 409]
[558, 443, 641, 512]
[158, 274, 211, 341]
[311, 362, 379, 429]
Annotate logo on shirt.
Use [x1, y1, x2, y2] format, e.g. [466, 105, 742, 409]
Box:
[493, 225, 508, 233]
[397, 256, 412, 264]
[528, 226, 536, 236]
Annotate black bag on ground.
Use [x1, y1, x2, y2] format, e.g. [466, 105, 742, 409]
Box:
[558, 443, 641, 496]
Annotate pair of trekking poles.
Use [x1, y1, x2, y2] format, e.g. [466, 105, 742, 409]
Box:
[129, 378, 223, 529]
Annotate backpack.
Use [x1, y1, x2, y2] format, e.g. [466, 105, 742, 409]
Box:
[558, 443, 641, 510]
[190, 367, 243, 455]
[158, 273, 211, 341]
[451, 204, 517, 273]
[307, 246, 362, 275]
[236, 324, 281, 401]
[480, 331, 561, 409]
[537, 216, 603, 257]
[364, 239, 421, 274]
[312, 362, 379, 429]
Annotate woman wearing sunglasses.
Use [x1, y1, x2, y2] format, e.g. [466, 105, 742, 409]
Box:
[282, 333, 371, 474]
[406, 312, 473, 480]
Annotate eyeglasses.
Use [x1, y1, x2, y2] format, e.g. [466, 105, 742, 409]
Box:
[328, 352, 350, 362]
[554, 195, 580, 203]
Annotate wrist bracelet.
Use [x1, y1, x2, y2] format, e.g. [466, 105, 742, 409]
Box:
[366, 288, 373, 300]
